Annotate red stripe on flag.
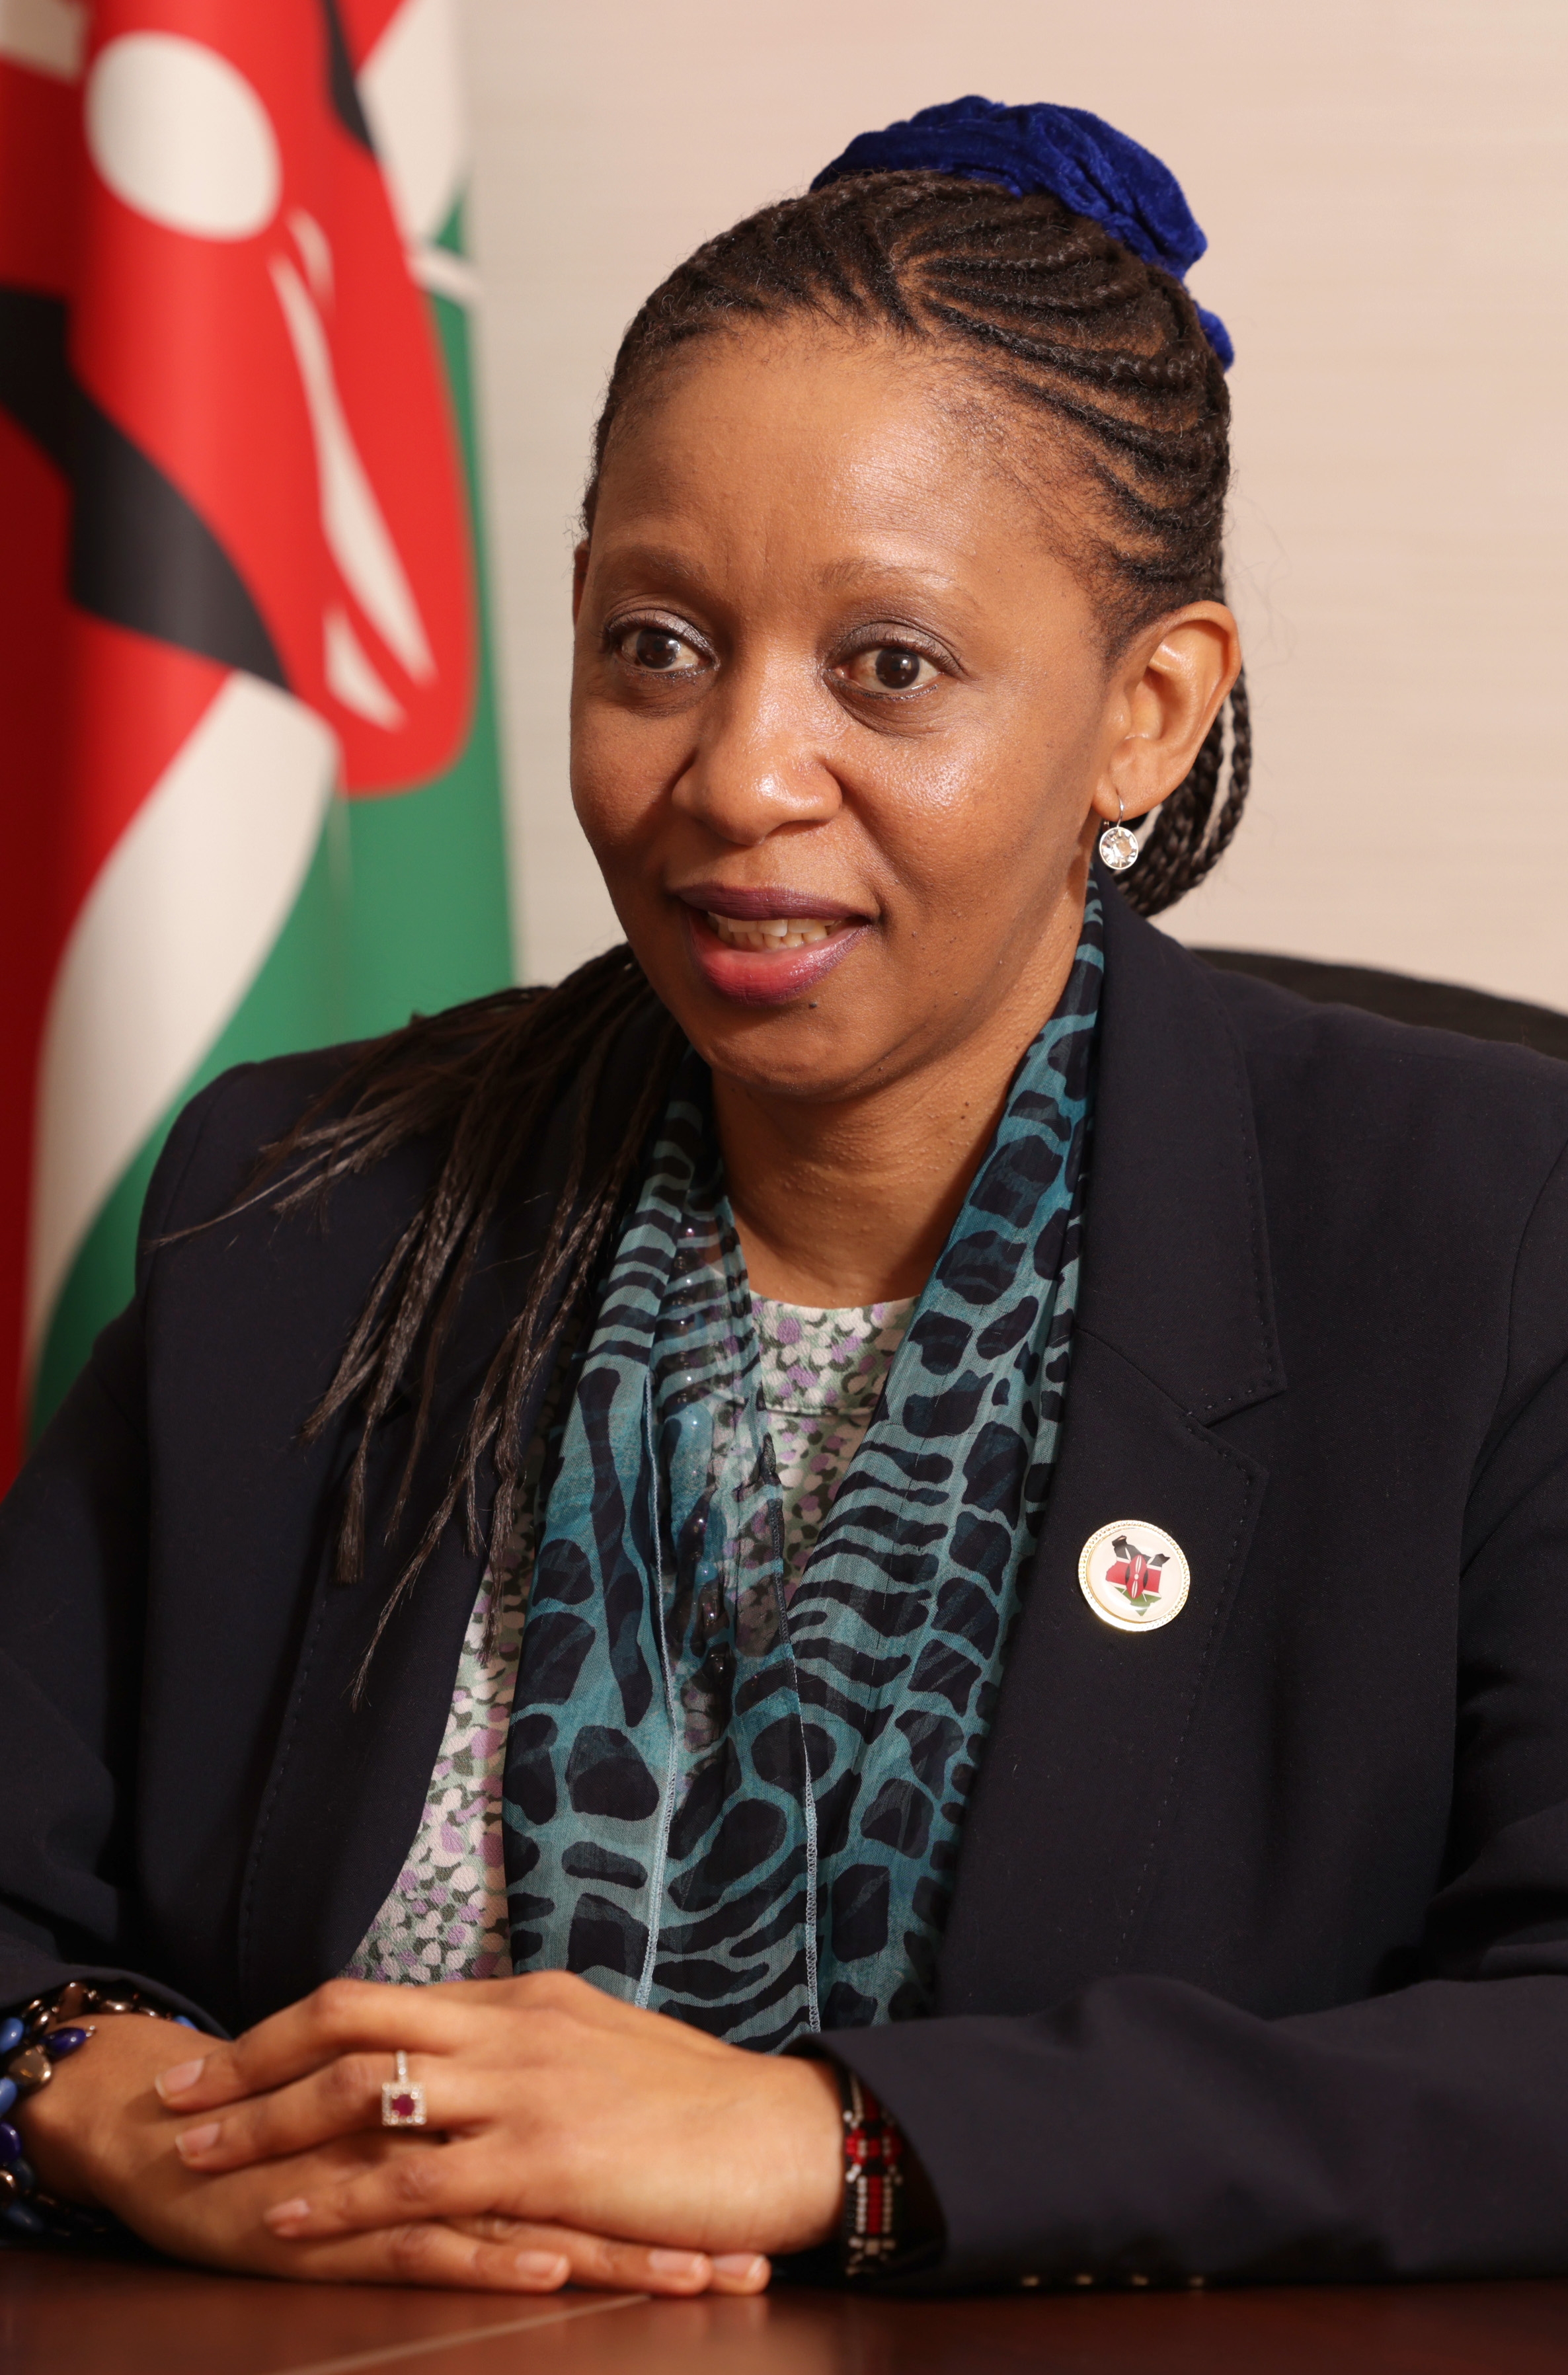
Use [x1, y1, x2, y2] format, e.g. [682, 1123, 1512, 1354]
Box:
[0, 370, 224, 1463]
[75, 0, 475, 791]
[63, 620, 228, 921]
[337, 1, 407, 61]
[0, 418, 223, 1462]
[0, 61, 77, 295]
[0, 410, 70, 1469]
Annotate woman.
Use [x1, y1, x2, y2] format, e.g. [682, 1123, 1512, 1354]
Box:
[6, 97, 1568, 2296]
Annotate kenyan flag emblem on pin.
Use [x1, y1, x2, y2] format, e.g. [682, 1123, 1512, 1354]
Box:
[1078, 1520, 1191, 1633]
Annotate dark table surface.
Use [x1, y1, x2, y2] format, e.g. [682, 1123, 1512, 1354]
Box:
[7, 2254, 1568, 2374]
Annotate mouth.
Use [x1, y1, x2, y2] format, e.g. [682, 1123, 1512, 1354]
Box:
[703, 911, 843, 953]
[675, 886, 871, 1007]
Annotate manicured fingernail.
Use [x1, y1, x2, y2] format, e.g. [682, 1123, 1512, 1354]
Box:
[713, 2253, 767, 2280]
[156, 2058, 206, 2101]
[515, 2250, 568, 2282]
[264, 2198, 313, 2231]
[649, 2248, 707, 2276]
[174, 2122, 221, 2160]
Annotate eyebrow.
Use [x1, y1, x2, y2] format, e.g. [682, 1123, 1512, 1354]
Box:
[815, 558, 966, 594]
[589, 540, 983, 627]
[593, 541, 969, 595]
[591, 541, 707, 583]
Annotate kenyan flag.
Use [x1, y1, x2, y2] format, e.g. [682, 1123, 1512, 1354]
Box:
[0, 0, 513, 1477]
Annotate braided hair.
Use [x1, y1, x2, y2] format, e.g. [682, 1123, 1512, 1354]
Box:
[257, 168, 1249, 1648]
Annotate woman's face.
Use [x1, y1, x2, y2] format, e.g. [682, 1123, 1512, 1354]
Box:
[571, 326, 1222, 1107]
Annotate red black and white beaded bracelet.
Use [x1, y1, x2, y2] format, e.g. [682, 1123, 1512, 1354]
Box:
[836, 2066, 907, 2279]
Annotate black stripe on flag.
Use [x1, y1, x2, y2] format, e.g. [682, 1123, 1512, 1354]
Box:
[0, 285, 71, 470]
[319, 0, 375, 151]
[0, 284, 288, 689]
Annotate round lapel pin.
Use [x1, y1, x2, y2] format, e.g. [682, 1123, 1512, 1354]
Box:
[1078, 1520, 1190, 1633]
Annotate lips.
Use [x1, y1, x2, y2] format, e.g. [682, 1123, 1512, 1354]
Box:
[706, 911, 838, 952]
[675, 886, 871, 1007]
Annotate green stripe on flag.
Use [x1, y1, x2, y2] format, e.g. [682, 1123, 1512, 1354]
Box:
[30, 810, 347, 1432]
[343, 215, 513, 1036]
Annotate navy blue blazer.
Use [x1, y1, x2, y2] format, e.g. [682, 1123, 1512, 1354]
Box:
[5, 882, 1568, 2288]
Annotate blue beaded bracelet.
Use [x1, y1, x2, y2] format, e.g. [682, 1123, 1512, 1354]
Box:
[1, 1982, 193, 2245]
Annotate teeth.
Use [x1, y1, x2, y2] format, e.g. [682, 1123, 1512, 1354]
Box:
[706, 912, 841, 952]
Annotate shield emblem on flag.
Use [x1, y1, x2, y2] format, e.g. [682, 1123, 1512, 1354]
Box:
[0, 0, 513, 1473]
[73, 0, 476, 788]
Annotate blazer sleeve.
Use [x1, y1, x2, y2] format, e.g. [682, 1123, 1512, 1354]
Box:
[0, 1079, 248, 2029]
[824, 1142, 1568, 2287]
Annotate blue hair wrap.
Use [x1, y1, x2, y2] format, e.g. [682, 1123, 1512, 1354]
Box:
[810, 95, 1233, 370]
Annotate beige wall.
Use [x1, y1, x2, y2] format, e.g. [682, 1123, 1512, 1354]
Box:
[460, 0, 1568, 1009]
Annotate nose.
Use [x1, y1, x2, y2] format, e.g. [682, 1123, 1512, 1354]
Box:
[671, 658, 841, 847]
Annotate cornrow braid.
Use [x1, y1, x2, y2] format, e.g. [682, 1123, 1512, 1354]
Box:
[251, 167, 1249, 1637]
[233, 949, 682, 1685]
[586, 171, 1248, 914]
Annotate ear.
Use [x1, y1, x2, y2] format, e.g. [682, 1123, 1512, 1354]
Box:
[571, 539, 591, 625]
[1091, 603, 1241, 826]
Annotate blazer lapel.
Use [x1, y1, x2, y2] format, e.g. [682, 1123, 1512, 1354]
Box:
[937, 881, 1285, 2016]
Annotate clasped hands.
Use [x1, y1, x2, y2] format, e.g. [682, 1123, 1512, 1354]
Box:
[24, 1972, 845, 2293]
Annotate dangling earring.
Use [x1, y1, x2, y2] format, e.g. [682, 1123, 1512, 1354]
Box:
[1098, 795, 1140, 875]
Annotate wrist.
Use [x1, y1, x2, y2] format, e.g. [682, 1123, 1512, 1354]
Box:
[791, 2052, 945, 2280]
[771, 2054, 845, 2252]
[11, 1991, 204, 2217]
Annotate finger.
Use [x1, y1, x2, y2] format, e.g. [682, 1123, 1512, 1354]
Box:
[175, 2059, 552, 2173]
[280, 2220, 578, 2293]
[262, 2139, 524, 2236]
[706, 2253, 773, 2294]
[175, 2051, 430, 2169]
[260, 2153, 773, 2290]
[157, 1978, 477, 2113]
[158, 1970, 639, 2115]
[288, 2210, 762, 2298]
[448, 2216, 760, 2297]
[284, 2216, 756, 2296]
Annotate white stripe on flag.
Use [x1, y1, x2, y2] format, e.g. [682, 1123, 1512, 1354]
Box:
[359, 0, 468, 249]
[271, 254, 436, 684]
[409, 243, 479, 307]
[26, 675, 338, 1372]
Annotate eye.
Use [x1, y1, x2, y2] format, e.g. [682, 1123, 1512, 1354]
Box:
[617, 623, 705, 675]
[838, 644, 941, 695]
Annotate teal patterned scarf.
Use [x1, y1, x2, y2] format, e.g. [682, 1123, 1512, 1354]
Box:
[502, 891, 1103, 2044]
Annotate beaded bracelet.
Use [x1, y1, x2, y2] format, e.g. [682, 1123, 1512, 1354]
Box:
[1, 1980, 192, 2245]
[836, 2067, 906, 2280]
